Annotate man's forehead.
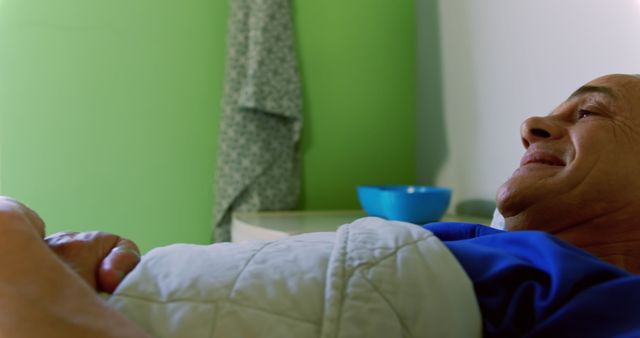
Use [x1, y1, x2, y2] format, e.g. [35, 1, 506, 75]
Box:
[568, 85, 618, 101]
[574, 74, 640, 101]
[547, 75, 640, 117]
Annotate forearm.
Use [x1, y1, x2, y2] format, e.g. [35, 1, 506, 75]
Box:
[0, 220, 149, 337]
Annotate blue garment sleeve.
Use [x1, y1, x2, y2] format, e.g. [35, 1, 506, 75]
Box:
[423, 222, 640, 338]
[423, 221, 503, 240]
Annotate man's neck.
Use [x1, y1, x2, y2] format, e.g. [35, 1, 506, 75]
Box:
[553, 210, 640, 274]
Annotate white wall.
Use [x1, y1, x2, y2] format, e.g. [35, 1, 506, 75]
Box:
[418, 0, 640, 214]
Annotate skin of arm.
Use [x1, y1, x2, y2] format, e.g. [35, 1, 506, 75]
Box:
[0, 198, 149, 338]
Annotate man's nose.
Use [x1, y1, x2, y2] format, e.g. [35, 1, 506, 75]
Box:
[520, 116, 563, 149]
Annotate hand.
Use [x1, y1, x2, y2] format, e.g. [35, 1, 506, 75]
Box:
[0, 196, 45, 237]
[46, 231, 141, 293]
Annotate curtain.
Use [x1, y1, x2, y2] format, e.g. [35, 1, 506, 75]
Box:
[212, 0, 302, 241]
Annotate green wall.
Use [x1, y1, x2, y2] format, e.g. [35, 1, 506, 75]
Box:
[0, 0, 415, 252]
[0, 0, 228, 251]
[295, 1, 417, 210]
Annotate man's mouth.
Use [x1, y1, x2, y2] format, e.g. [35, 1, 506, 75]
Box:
[519, 152, 566, 167]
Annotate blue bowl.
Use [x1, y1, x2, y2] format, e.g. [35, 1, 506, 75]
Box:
[357, 185, 452, 224]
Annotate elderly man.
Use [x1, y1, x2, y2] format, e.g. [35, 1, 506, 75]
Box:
[497, 73, 640, 273]
[420, 73, 640, 337]
[1, 74, 639, 337]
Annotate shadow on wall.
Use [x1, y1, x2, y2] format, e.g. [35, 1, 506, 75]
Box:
[417, 0, 496, 219]
[455, 199, 496, 219]
[290, 0, 311, 210]
[416, 0, 447, 187]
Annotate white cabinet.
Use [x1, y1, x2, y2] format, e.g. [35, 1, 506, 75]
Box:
[231, 210, 490, 242]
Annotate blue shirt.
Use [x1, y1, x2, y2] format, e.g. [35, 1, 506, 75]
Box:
[423, 222, 640, 338]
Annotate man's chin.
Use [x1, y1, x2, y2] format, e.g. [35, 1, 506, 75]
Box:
[496, 193, 536, 231]
[497, 184, 562, 232]
[496, 181, 525, 219]
[496, 168, 556, 217]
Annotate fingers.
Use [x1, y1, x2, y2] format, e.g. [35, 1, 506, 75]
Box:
[0, 197, 143, 294]
[46, 231, 105, 290]
[46, 231, 142, 294]
[98, 238, 141, 294]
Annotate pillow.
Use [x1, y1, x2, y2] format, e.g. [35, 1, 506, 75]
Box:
[490, 208, 505, 230]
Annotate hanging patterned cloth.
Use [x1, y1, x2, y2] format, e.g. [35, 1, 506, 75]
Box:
[212, 0, 302, 241]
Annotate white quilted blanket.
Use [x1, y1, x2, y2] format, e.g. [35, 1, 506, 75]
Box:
[106, 217, 481, 338]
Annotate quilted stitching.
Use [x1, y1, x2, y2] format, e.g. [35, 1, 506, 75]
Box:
[210, 240, 273, 335]
[319, 222, 350, 338]
[107, 218, 482, 338]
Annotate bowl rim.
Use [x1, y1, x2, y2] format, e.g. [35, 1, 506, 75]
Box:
[357, 185, 452, 193]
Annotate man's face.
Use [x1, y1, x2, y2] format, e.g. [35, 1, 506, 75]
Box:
[497, 74, 640, 233]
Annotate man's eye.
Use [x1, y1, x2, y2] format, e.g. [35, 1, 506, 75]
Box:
[577, 109, 595, 120]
